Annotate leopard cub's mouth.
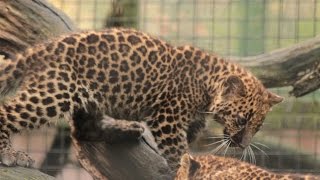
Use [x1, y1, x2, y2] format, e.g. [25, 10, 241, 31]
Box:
[228, 138, 246, 149]
[223, 128, 247, 149]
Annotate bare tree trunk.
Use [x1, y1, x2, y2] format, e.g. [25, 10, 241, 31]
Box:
[0, 166, 54, 180]
[0, 0, 76, 58]
[232, 36, 320, 97]
[70, 122, 173, 180]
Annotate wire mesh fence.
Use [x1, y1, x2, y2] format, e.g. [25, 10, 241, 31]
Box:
[14, 0, 320, 179]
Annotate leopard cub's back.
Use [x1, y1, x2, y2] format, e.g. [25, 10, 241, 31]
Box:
[13, 28, 177, 120]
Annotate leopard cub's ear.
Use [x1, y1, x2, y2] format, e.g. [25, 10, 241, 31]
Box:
[222, 75, 246, 97]
[267, 91, 284, 106]
[180, 153, 191, 169]
[177, 154, 200, 179]
[176, 154, 192, 180]
[189, 155, 201, 177]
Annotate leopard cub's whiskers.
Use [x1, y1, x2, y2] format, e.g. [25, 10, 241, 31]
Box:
[206, 135, 269, 165]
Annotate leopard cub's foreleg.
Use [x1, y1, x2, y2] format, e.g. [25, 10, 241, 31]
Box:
[99, 115, 145, 143]
[0, 134, 34, 167]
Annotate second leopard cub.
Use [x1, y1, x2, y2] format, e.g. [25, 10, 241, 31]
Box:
[176, 154, 320, 180]
[0, 28, 282, 171]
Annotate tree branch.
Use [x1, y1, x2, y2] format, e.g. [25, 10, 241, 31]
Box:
[0, 166, 55, 180]
[0, 0, 76, 58]
[70, 128, 173, 180]
[232, 36, 320, 97]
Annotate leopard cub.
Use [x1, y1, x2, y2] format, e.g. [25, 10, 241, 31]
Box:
[176, 154, 320, 180]
[0, 28, 282, 171]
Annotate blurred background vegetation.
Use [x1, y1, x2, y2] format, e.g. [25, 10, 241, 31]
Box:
[27, 0, 320, 179]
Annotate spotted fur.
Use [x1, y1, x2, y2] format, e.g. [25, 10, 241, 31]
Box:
[0, 28, 282, 170]
[175, 154, 320, 180]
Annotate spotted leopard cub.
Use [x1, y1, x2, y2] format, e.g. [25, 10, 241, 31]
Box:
[176, 154, 320, 180]
[0, 28, 282, 170]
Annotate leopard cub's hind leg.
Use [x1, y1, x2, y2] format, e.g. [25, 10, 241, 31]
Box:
[99, 115, 145, 143]
[0, 134, 34, 167]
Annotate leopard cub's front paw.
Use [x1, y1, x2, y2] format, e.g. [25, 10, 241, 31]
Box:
[0, 150, 34, 167]
[124, 121, 145, 139]
[100, 116, 145, 142]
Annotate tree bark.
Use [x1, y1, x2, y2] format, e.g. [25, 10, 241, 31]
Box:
[0, 0, 76, 59]
[0, 0, 320, 180]
[232, 36, 320, 97]
[70, 120, 173, 180]
[0, 166, 55, 180]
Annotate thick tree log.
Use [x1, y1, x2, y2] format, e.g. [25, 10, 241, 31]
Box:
[70, 121, 173, 180]
[0, 0, 320, 179]
[0, 0, 76, 58]
[232, 37, 320, 97]
[0, 166, 55, 180]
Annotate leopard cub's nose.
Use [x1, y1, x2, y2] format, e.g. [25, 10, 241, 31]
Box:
[238, 143, 246, 149]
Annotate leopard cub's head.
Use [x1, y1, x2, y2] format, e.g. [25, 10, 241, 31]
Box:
[208, 74, 283, 149]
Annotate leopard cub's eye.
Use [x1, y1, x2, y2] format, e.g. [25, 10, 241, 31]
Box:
[236, 116, 247, 126]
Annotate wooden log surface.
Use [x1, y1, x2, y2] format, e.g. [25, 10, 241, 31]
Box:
[70, 121, 174, 180]
[0, 0, 76, 58]
[232, 36, 320, 97]
[0, 0, 320, 179]
[0, 166, 55, 180]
